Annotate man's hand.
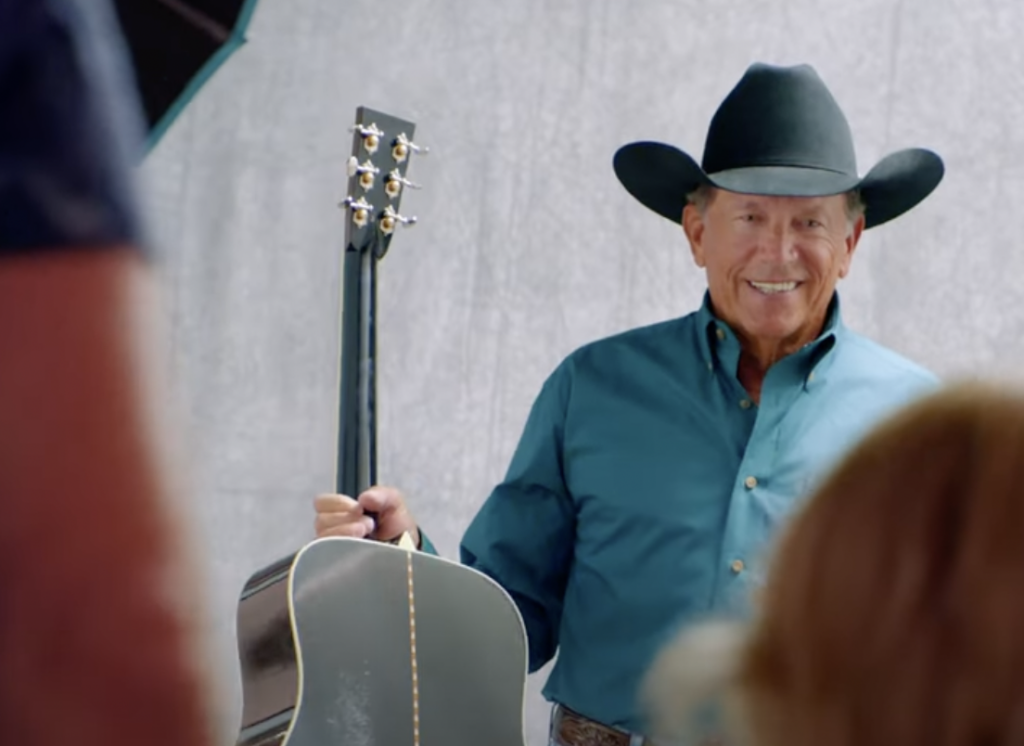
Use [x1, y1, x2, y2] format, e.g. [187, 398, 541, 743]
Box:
[313, 485, 420, 547]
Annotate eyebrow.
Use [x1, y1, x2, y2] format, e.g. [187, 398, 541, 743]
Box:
[736, 199, 831, 215]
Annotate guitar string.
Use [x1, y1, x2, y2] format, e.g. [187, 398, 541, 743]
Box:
[407, 550, 420, 746]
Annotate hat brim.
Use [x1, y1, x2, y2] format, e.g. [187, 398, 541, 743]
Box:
[612, 141, 944, 229]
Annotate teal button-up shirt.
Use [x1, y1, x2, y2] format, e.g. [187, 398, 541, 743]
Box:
[456, 292, 938, 734]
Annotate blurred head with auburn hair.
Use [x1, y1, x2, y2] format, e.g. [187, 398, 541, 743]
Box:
[643, 381, 1024, 746]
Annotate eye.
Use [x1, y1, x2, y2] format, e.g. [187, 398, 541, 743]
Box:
[801, 218, 824, 229]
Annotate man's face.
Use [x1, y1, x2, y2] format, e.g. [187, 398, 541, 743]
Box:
[683, 188, 864, 354]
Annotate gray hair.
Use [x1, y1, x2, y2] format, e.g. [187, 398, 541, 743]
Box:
[686, 184, 865, 228]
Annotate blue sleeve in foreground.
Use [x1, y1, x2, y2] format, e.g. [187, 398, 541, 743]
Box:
[0, 0, 149, 256]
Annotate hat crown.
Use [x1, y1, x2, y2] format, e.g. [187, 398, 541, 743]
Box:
[702, 63, 858, 177]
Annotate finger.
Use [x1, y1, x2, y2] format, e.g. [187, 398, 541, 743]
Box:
[314, 510, 364, 529]
[314, 493, 359, 513]
[315, 522, 365, 539]
[358, 485, 403, 513]
[315, 513, 374, 539]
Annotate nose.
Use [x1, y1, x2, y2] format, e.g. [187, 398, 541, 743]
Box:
[758, 222, 797, 261]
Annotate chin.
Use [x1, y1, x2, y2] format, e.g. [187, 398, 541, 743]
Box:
[742, 317, 803, 343]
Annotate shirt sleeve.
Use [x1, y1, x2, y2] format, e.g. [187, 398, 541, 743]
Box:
[418, 530, 439, 555]
[459, 360, 577, 672]
[0, 0, 149, 256]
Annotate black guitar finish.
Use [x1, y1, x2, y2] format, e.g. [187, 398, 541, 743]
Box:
[234, 107, 422, 746]
[281, 538, 528, 746]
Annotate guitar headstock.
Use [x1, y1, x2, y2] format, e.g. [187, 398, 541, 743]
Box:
[339, 106, 426, 260]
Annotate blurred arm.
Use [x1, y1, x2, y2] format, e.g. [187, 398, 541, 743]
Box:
[0, 0, 221, 743]
[0, 249, 220, 746]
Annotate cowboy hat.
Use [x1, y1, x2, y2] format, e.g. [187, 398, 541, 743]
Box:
[613, 62, 944, 229]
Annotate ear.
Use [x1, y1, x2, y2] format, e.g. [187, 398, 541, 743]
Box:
[682, 204, 707, 268]
[837, 213, 865, 279]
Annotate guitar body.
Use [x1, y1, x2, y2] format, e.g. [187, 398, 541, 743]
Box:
[233, 106, 531, 746]
[236, 538, 529, 746]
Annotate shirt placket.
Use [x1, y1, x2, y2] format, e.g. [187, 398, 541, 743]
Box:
[710, 354, 810, 612]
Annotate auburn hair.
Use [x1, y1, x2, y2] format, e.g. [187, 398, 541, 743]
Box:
[644, 381, 1024, 746]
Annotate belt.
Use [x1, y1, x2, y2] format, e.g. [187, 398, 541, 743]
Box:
[550, 704, 727, 746]
[550, 704, 654, 746]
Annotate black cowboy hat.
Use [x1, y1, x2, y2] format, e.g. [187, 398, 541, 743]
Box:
[613, 62, 944, 229]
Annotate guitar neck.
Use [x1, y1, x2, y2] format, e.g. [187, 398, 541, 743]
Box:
[335, 247, 378, 497]
[334, 106, 423, 500]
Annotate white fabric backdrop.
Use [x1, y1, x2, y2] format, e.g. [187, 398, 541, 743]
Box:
[139, 1, 1024, 742]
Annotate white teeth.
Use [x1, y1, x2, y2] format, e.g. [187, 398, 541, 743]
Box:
[749, 281, 797, 294]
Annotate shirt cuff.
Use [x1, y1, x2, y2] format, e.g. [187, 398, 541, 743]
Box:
[417, 529, 438, 556]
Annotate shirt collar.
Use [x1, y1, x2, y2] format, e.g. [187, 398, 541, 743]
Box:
[695, 289, 845, 387]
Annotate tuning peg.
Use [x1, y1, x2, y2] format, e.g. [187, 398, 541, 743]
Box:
[391, 132, 429, 163]
[379, 204, 417, 234]
[384, 168, 422, 199]
[347, 157, 380, 190]
[339, 195, 374, 228]
[350, 122, 384, 154]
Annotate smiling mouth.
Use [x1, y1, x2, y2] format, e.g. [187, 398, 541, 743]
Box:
[748, 280, 800, 295]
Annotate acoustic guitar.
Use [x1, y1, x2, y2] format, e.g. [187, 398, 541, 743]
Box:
[233, 107, 530, 746]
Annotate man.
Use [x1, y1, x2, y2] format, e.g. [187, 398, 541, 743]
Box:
[0, 1, 220, 744]
[314, 62, 945, 745]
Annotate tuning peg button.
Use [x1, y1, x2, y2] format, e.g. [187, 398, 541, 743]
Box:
[340, 195, 374, 227]
[347, 157, 380, 190]
[350, 123, 384, 154]
[392, 132, 429, 163]
[379, 205, 417, 234]
[384, 169, 422, 198]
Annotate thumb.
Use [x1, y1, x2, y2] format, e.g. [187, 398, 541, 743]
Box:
[358, 485, 403, 515]
[358, 486, 417, 542]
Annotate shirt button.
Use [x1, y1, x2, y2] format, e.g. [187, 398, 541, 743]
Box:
[716, 327, 726, 340]
[807, 371, 815, 383]
[739, 398, 751, 409]
[731, 559, 745, 573]
[744, 475, 757, 489]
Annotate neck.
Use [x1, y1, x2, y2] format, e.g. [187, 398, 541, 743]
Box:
[736, 348, 773, 404]
[704, 294, 837, 403]
[735, 329, 821, 404]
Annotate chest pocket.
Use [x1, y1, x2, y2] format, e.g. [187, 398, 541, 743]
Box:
[767, 395, 886, 519]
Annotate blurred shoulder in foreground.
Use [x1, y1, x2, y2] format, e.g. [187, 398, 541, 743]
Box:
[643, 380, 1024, 746]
